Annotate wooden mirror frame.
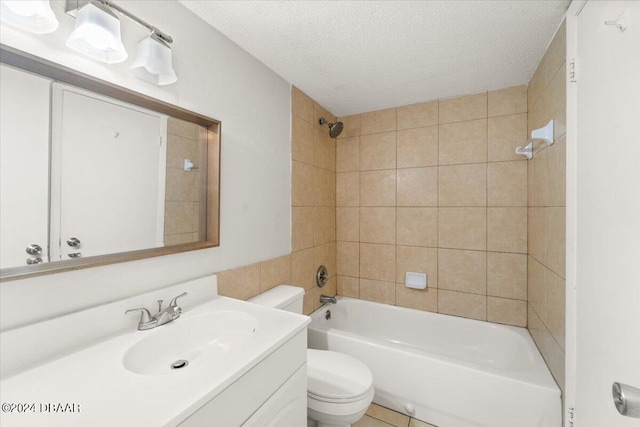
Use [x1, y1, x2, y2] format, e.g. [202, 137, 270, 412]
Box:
[0, 44, 220, 282]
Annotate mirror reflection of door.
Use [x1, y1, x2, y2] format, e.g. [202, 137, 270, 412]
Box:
[0, 64, 50, 268]
[50, 85, 167, 260]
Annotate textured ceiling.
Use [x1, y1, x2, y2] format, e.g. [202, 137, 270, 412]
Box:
[179, 0, 570, 117]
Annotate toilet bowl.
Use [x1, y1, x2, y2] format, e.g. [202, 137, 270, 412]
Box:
[249, 285, 374, 427]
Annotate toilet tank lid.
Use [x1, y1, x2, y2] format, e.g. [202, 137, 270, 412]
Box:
[248, 285, 304, 309]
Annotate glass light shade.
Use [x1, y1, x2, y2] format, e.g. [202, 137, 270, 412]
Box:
[66, 2, 127, 64]
[0, 0, 59, 34]
[130, 35, 177, 85]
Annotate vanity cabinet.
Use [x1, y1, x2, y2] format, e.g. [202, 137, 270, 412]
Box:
[178, 330, 307, 427]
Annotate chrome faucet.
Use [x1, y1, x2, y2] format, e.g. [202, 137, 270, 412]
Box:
[125, 292, 188, 331]
[319, 295, 337, 305]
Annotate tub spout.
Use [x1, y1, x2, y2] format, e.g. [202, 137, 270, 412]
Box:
[320, 295, 337, 305]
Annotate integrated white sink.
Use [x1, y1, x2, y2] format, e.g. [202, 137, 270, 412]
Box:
[0, 294, 310, 427]
[123, 311, 259, 375]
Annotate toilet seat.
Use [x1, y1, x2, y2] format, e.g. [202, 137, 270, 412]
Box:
[307, 349, 374, 404]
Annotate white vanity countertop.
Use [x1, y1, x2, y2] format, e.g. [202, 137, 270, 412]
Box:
[0, 296, 310, 427]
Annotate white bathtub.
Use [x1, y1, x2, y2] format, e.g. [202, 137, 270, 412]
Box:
[307, 297, 561, 427]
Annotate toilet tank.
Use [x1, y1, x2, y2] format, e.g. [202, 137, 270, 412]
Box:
[248, 285, 304, 314]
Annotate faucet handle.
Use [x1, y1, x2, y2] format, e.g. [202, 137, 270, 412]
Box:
[169, 292, 188, 308]
[125, 308, 153, 323]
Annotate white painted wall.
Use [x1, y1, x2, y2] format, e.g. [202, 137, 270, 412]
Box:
[0, 0, 292, 331]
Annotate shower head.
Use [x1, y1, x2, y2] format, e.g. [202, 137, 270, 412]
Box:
[319, 117, 343, 138]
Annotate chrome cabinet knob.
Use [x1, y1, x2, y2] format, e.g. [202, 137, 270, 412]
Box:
[68, 253, 82, 258]
[613, 382, 640, 418]
[25, 244, 42, 255]
[66, 237, 81, 248]
[26, 257, 43, 265]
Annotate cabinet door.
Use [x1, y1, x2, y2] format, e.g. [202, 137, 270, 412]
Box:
[242, 366, 307, 427]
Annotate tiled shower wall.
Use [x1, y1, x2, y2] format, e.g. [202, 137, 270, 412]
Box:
[164, 117, 202, 245]
[217, 87, 337, 314]
[334, 87, 530, 326]
[526, 21, 567, 393]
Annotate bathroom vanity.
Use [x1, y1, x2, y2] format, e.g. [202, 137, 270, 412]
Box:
[0, 276, 310, 426]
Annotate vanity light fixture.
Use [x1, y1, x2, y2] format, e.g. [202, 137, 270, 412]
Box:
[130, 32, 177, 85]
[66, 1, 127, 64]
[0, 0, 59, 34]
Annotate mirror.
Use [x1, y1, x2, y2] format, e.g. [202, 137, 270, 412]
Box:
[0, 45, 220, 281]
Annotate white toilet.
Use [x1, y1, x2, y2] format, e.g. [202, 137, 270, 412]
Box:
[250, 285, 374, 427]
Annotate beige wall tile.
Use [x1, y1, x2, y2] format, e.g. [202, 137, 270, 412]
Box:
[337, 241, 360, 277]
[528, 55, 547, 111]
[292, 161, 315, 207]
[261, 255, 291, 293]
[397, 126, 438, 168]
[396, 246, 437, 285]
[488, 85, 527, 117]
[366, 403, 411, 427]
[360, 170, 397, 206]
[360, 207, 396, 244]
[528, 256, 546, 322]
[546, 270, 566, 350]
[397, 101, 438, 130]
[535, 171, 559, 217]
[396, 285, 438, 313]
[337, 172, 360, 206]
[439, 119, 488, 165]
[438, 249, 486, 294]
[164, 233, 197, 246]
[548, 62, 567, 141]
[438, 207, 487, 250]
[546, 135, 566, 207]
[361, 108, 397, 135]
[439, 164, 487, 207]
[337, 136, 360, 172]
[165, 168, 196, 202]
[527, 302, 546, 353]
[315, 167, 336, 207]
[487, 207, 527, 253]
[314, 207, 336, 246]
[396, 207, 438, 247]
[397, 167, 438, 207]
[360, 278, 395, 305]
[336, 207, 359, 242]
[292, 114, 314, 164]
[338, 276, 360, 298]
[438, 289, 487, 321]
[360, 243, 395, 282]
[167, 134, 198, 169]
[487, 161, 528, 206]
[488, 114, 528, 162]
[217, 263, 261, 300]
[487, 297, 527, 327]
[313, 128, 336, 171]
[487, 252, 527, 300]
[291, 207, 314, 251]
[546, 207, 566, 277]
[360, 132, 396, 170]
[303, 289, 316, 315]
[528, 207, 547, 263]
[292, 86, 314, 123]
[546, 20, 566, 85]
[315, 242, 337, 278]
[165, 202, 195, 234]
[439, 92, 487, 124]
[338, 114, 361, 138]
[291, 248, 316, 290]
[168, 117, 199, 139]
